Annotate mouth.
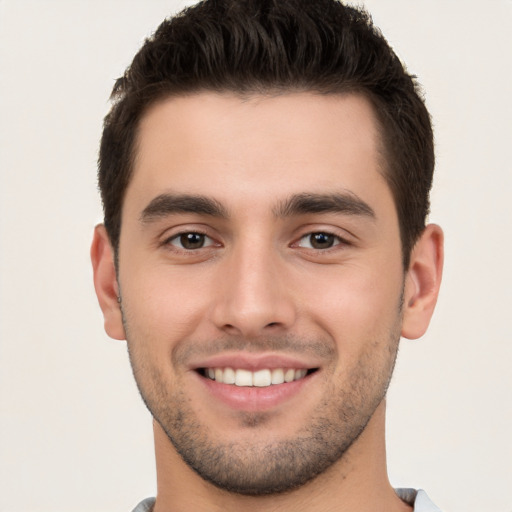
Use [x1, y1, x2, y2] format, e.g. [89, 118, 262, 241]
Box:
[197, 367, 318, 387]
[191, 356, 321, 411]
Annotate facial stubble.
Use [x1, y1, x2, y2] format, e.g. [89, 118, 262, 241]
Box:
[121, 302, 403, 496]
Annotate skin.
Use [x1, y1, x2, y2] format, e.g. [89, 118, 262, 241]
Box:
[92, 92, 443, 512]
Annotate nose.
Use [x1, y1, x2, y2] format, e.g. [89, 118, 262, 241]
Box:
[210, 241, 297, 338]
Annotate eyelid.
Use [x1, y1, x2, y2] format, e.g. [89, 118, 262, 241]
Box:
[158, 225, 221, 251]
[291, 226, 353, 249]
[168, 232, 216, 249]
[296, 233, 342, 249]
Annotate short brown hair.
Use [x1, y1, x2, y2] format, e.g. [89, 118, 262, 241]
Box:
[99, 0, 434, 268]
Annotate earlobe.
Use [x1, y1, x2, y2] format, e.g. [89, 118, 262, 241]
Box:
[90, 224, 126, 340]
[401, 224, 444, 340]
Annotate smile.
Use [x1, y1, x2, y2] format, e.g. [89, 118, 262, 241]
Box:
[199, 367, 316, 387]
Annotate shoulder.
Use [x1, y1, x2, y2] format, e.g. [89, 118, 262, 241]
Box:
[130, 497, 156, 512]
[395, 488, 443, 512]
[132, 492, 441, 512]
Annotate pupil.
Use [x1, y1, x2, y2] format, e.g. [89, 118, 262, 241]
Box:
[181, 233, 204, 249]
[311, 233, 334, 249]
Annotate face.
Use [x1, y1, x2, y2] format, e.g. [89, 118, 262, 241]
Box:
[114, 92, 407, 494]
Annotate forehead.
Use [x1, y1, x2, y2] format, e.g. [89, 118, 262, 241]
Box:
[126, 92, 392, 218]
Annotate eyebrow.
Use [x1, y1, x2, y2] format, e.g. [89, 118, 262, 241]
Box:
[140, 191, 375, 223]
[140, 193, 229, 222]
[274, 192, 376, 219]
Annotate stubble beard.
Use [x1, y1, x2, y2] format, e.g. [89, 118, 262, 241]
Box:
[123, 312, 402, 496]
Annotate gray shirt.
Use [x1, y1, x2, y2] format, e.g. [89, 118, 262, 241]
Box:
[131, 488, 442, 511]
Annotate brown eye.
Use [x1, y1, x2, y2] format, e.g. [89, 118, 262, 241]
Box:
[298, 232, 340, 249]
[169, 232, 213, 250]
[310, 233, 335, 249]
[181, 233, 205, 249]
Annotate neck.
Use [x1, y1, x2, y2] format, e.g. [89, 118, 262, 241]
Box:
[151, 400, 412, 512]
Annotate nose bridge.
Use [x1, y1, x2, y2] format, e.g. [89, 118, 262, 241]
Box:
[212, 233, 295, 336]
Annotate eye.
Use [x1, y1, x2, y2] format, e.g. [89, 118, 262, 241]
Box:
[297, 232, 341, 250]
[167, 232, 215, 250]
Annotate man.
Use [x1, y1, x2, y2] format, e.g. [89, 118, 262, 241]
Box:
[91, 0, 444, 510]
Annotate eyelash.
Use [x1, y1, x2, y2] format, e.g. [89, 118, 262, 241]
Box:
[294, 231, 349, 251]
[161, 229, 349, 253]
[162, 231, 216, 251]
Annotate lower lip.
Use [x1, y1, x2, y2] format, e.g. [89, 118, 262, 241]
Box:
[195, 372, 315, 412]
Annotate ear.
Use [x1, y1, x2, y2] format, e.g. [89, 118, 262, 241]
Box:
[90, 224, 126, 340]
[401, 224, 444, 339]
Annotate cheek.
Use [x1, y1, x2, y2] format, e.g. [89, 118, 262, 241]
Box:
[299, 261, 404, 350]
[119, 263, 214, 348]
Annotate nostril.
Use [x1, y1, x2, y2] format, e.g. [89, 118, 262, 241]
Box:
[222, 324, 240, 334]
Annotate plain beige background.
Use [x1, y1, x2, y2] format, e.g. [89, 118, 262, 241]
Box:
[1, 1, 511, 511]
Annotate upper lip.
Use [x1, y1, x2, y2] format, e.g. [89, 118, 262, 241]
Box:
[189, 352, 321, 371]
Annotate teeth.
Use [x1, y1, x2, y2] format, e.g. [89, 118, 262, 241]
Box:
[295, 369, 307, 380]
[284, 369, 295, 383]
[271, 368, 284, 385]
[204, 367, 310, 387]
[253, 369, 271, 387]
[223, 367, 236, 384]
[235, 369, 253, 387]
